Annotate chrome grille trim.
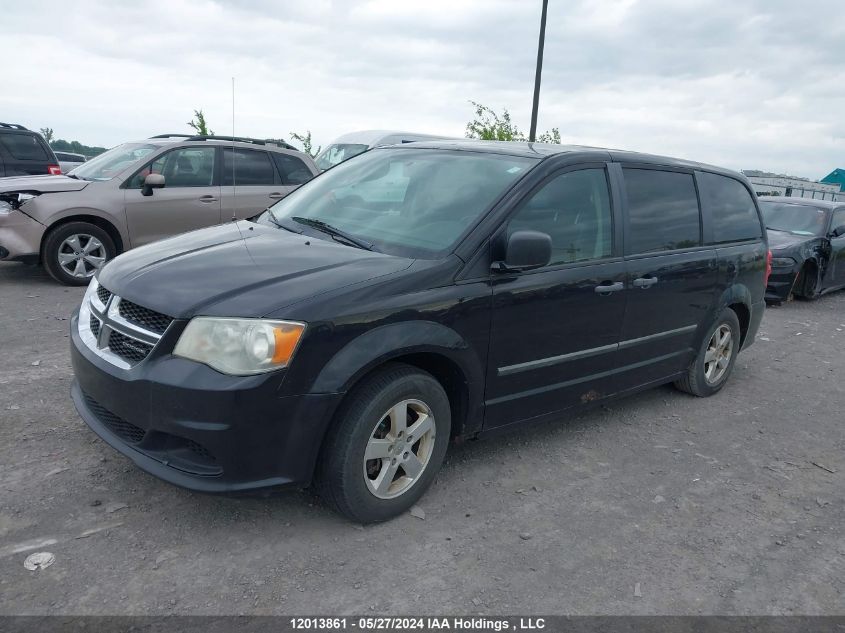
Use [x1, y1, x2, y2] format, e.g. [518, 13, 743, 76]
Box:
[78, 278, 173, 369]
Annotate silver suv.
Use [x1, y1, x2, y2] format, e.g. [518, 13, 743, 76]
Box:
[0, 134, 318, 285]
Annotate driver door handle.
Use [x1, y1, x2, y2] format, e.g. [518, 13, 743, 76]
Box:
[632, 276, 659, 289]
[268, 192, 285, 200]
[199, 195, 218, 203]
[594, 281, 625, 295]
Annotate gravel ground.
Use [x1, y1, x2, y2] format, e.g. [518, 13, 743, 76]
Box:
[0, 261, 842, 615]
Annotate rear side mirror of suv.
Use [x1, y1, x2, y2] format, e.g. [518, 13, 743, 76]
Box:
[493, 230, 552, 272]
[142, 174, 166, 197]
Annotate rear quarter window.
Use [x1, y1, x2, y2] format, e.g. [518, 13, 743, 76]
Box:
[0, 133, 49, 160]
[698, 172, 763, 243]
[272, 153, 314, 185]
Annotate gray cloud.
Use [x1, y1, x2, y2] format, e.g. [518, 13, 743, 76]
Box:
[2, 0, 842, 177]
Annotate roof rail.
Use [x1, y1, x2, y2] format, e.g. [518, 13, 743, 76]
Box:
[149, 133, 193, 139]
[185, 134, 297, 151]
[264, 138, 298, 151]
[0, 122, 28, 130]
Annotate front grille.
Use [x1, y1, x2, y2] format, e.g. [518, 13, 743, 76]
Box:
[96, 285, 112, 305]
[84, 393, 146, 444]
[108, 330, 154, 364]
[90, 315, 101, 338]
[83, 282, 169, 369]
[118, 300, 173, 335]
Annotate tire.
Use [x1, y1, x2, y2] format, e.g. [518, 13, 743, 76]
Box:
[43, 222, 116, 286]
[316, 363, 451, 523]
[794, 263, 820, 301]
[674, 308, 741, 397]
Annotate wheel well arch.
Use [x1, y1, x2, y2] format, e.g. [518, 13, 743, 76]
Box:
[794, 258, 820, 297]
[726, 301, 750, 346]
[799, 258, 819, 278]
[330, 351, 473, 440]
[41, 214, 125, 261]
[386, 352, 470, 439]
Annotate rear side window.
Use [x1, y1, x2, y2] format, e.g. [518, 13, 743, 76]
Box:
[623, 168, 701, 254]
[223, 148, 275, 186]
[0, 133, 48, 160]
[698, 172, 762, 242]
[272, 153, 314, 186]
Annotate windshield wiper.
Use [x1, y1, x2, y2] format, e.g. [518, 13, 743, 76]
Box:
[263, 211, 302, 234]
[291, 216, 374, 251]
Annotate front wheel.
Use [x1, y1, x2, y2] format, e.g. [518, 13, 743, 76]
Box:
[674, 308, 741, 397]
[316, 363, 451, 523]
[43, 222, 116, 286]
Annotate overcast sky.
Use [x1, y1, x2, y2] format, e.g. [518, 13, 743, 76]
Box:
[3, 0, 843, 178]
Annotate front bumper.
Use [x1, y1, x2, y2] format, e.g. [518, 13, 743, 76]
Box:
[0, 209, 44, 262]
[70, 309, 342, 492]
[765, 264, 800, 302]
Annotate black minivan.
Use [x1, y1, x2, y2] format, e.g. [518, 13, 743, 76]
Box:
[70, 141, 769, 522]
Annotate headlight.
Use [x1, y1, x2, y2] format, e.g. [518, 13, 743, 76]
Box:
[771, 257, 796, 267]
[174, 317, 305, 375]
[0, 193, 37, 215]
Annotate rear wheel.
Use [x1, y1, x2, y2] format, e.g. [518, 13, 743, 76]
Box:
[43, 222, 115, 286]
[674, 308, 741, 397]
[316, 363, 451, 523]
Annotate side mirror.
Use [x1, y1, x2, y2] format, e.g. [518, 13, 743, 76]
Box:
[830, 225, 845, 238]
[142, 173, 165, 197]
[493, 230, 552, 272]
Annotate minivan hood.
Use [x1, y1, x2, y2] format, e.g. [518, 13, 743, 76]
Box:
[0, 175, 90, 193]
[97, 222, 413, 319]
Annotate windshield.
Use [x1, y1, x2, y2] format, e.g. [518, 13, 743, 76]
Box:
[69, 143, 158, 181]
[760, 201, 830, 237]
[315, 143, 369, 170]
[268, 147, 538, 258]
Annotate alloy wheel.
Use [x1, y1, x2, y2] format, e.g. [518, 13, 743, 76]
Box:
[703, 324, 733, 385]
[57, 234, 106, 279]
[363, 399, 436, 499]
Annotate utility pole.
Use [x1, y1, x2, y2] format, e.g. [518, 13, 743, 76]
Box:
[528, 0, 549, 143]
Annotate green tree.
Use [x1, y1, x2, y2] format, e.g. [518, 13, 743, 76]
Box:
[465, 101, 561, 144]
[536, 127, 561, 144]
[290, 131, 321, 158]
[465, 101, 522, 141]
[39, 127, 54, 143]
[187, 109, 214, 136]
[50, 139, 107, 158]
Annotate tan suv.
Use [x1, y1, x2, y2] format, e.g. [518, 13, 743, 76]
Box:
[0, 134, 318, 285]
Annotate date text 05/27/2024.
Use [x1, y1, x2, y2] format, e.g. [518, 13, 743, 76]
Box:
[289, 617, 546, 631]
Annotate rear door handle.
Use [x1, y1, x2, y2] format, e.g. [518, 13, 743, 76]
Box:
[594, 281, 625, 295]
[199, 195, 218, 203]
[632, 276, 659, 289]
[268, 192, 285, 200]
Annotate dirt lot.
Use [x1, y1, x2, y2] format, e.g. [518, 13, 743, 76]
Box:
[0, 261, 842, 615]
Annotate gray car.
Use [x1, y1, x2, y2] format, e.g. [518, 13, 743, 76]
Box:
[0, 134, 318, 284]
[54, 151, 87, 173]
